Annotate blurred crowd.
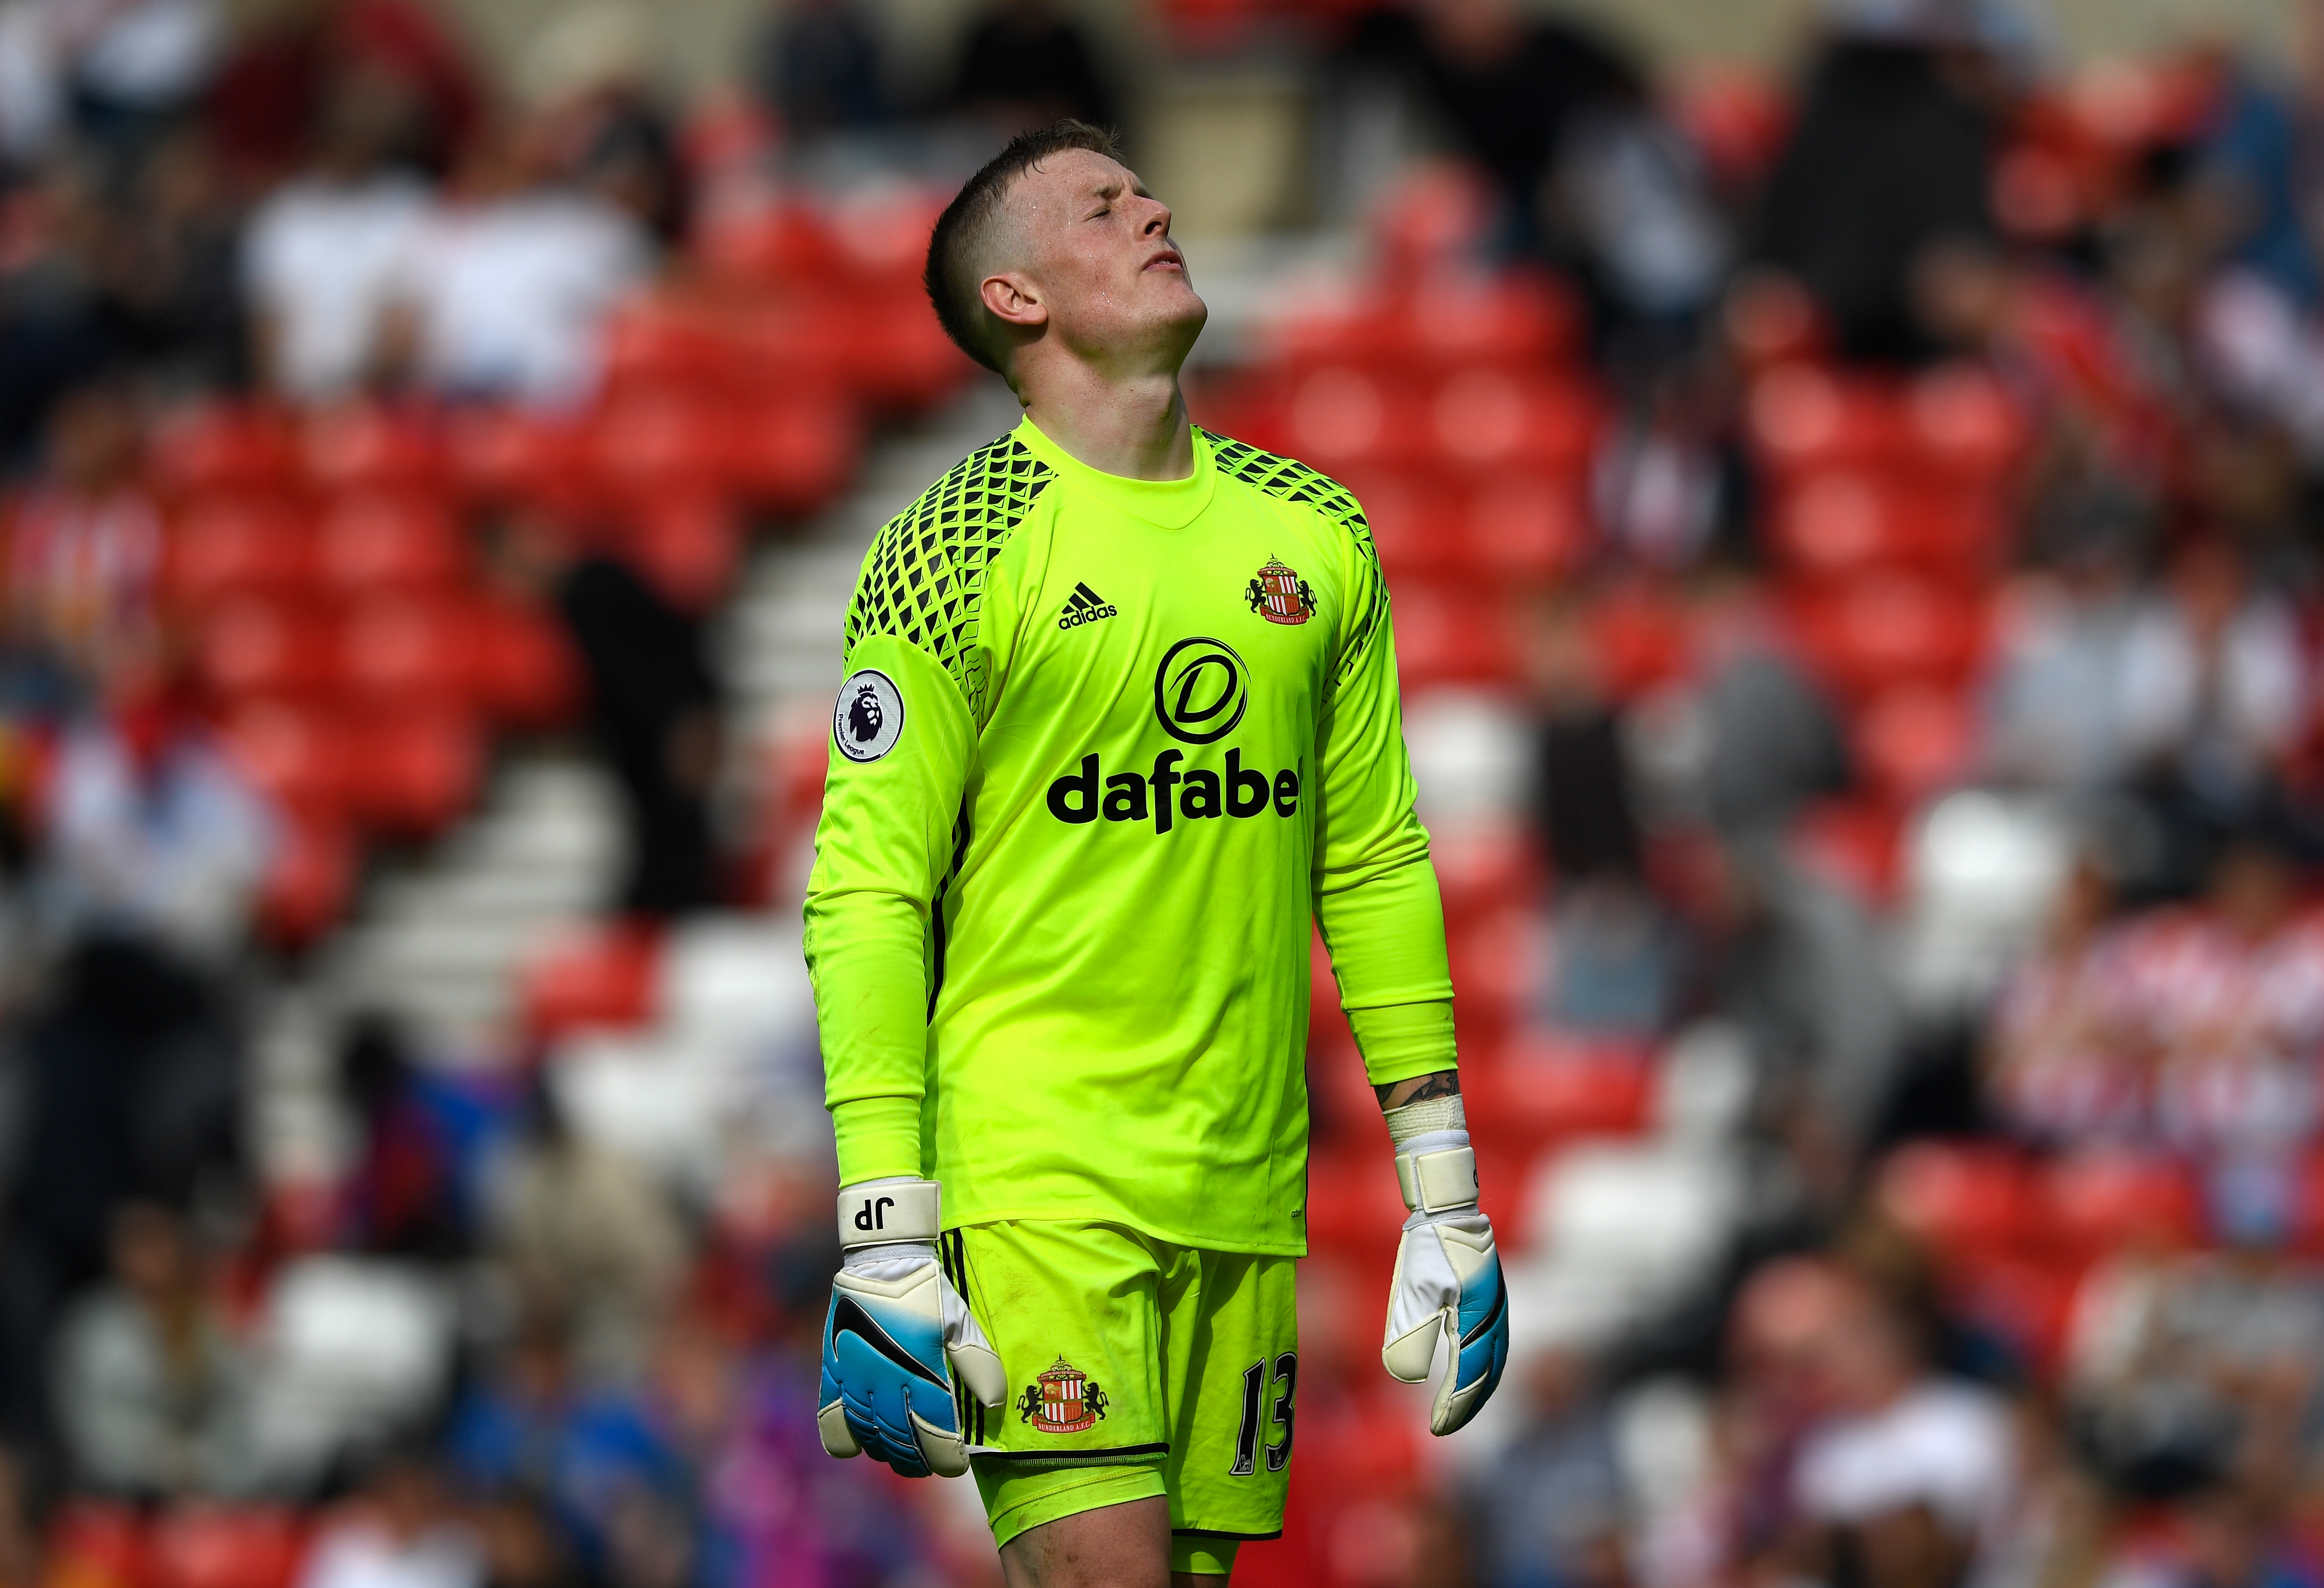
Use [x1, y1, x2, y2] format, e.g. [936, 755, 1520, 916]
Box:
[4, 0, 2324, 1584]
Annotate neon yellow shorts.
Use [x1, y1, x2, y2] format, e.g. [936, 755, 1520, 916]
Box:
[938, 1220, 1298, 1575]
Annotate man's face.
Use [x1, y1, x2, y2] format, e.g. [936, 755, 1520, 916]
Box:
[990, 149, 1207, 372]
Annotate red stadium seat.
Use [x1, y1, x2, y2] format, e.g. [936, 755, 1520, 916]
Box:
[473, 597, 579, 729]
[1853, 684, 1977, 800]
[1427, 370, 1597, 471]
[600, 294, 741, 395]
[693, 199, 839, 283]
[316, 493, 463, 593]
[256, 812, 357, 947]
[521, 920, 663, 1041]
[199, 599, 340, 703]
[1747, 365, 1899, 477]
[445, 407, 591, 512]
[2042, 1151, 2203, 1253]
[1904, 364, 2029, 483]
[1788, 575, 1986, 700]
[1397, 271, 1581, 371]
[1667, 62, 1794, 188]
[849, 290, 978, 412]
[149, 404, 296, 498]
[1789, 797, 1903, 904]
[727, 396, 861, 516]
[1466, 1037, 1655, 1150]
[1946, 1251, 2085, 1380]
[340, 596, 478, 706]
[629, 495, 741, 610]
[346, 709, 482, 837]
[166, 497, 313, 612]
[300, 405, 444, 495]
[1360, 476, 1463, 586]
[220, 702, 352, 818]
[1877, 1141, 2034, 1256]
[1585, 581, 1692, 699]
[148, 1505, 306, 1588]
[1724, 272, 1826, 371]
[1286, 367, 1415, 474]
[592, 389, 735, 502]
[48, 1502, 151, 1587]
[1390, 582, 1519, 686]
[1465, 471, 1587, 581]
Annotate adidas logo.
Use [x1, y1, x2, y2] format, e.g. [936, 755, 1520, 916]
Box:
[1057, 581, 1119, 630]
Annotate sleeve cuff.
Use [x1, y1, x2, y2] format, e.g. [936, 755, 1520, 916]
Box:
[1347, 999, 1457, 1088]
[831, 1094, 924, 1185]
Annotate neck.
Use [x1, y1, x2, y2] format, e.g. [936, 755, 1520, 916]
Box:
[1014, 362, 1194, 481]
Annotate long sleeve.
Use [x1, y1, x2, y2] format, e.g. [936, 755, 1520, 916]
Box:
[804, 629, 977, 1184]
[1310, 539, 1457, 1088]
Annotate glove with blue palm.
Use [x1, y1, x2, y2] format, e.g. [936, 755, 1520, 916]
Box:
[818, 1178, 1007, 1477]
[1380, 1097, 1509, 1435]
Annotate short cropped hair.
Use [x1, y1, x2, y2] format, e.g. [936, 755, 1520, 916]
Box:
[925, 120, 1123, 374]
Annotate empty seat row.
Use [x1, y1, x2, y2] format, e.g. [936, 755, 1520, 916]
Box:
[195, 595, 575, 726]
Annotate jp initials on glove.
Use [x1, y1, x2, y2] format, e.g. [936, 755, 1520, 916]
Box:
[818, 1178, 1007, 1476]
[1379, 1097, 1510, 1435]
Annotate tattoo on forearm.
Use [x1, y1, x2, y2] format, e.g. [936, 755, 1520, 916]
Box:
[1376, 1070, 1460, 1109]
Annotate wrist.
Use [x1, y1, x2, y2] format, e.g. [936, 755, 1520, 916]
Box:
[837, 1176, 942, 1249]
[1383, 1096, 1478, 1218]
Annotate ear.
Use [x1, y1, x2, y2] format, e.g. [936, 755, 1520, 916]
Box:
[979, 272, 1047, 332]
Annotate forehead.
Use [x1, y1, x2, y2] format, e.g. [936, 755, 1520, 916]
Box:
[1007, 148, 1144, 213]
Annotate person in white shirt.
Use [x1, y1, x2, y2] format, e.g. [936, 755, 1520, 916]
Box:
[376, 112, 651, 409]
[242, 68, 432, 403]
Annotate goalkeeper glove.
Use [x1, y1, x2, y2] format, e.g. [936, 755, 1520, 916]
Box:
[817, 1178, 1007, 1477]
[1380, 1096, 1509, 1435]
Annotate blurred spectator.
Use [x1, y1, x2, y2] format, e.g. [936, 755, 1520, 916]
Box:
[949, 0, 1116, 136]
[1646, 569, 1849, 839]
[376, 113, 651, 409]
[755, 0, 887, 140]
[1464, 1349, 1630, 1588]
[1787, 1269, 2016, 1586]
[514, 4, 687, 244]
[0, 0, 226, 174]
[554, 546, 723, 918]
[338, 1015, 467, 1260]
[2119, 540, 2305, 879]
[1982, 529, 2148, 795]
[1673, 833, 1904, 1171]
[52, 1201, 257, 1498]
[36, 657, 273, 959]
[2196, 11, 2324, 314]
[1756, 16, 1996, 362]
[1346, 0, 1639, 255]
[243, 66, 430, 402]
[1984, 853, 2143, 1146]
[298, 1447, 484, 1588]
[2133, 837, 2324, 1167]
[205, 0, 483, 182]
[484, 1077, 686, 1389]
[0, 376, 161, 716]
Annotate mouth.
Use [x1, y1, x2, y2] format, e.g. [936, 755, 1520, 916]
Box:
[1144, 246, 1186, 273]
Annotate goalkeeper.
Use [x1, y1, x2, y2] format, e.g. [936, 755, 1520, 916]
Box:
[805, 120, 1509, 1586]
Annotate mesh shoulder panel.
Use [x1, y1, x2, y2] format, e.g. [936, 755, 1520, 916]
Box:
[1203, 430, 1385, 668]
[844, 434, 1053, 720]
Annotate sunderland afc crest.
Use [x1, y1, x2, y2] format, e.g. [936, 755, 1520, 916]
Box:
[1017, 1357, 1108, 1434]
[1246, 557, 1316, 626]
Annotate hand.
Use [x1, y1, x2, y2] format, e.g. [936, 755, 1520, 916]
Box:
[1378, 1118, 1508, 1436]
[818, 1180, 1007, 1476]
[1382, 1207, 1508, 1435]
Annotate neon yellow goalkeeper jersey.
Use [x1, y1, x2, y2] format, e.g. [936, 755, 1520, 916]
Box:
[804, 416, 1455, 1255]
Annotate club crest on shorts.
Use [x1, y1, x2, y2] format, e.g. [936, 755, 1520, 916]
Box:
[1245, 557, 1316, 626]
[1017, 1357, 1108, 1434]
[833, 668, 903, 762]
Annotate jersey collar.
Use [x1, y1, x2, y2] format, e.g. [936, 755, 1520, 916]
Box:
[1012, 415, 1216, 529]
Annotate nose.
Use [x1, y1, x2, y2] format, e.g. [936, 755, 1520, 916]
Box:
[1141, 195, 1172, 239]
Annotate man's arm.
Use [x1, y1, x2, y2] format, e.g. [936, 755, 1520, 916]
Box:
[804, 625, 977, 1183]
[1376, 1069, 1460, 1109]
[1311, 535, 1457, 1093]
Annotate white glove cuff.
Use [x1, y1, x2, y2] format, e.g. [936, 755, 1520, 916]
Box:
[837, 1177, 941, 1248]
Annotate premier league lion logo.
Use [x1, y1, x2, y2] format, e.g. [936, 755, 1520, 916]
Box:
[847, 681, 884, 744]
